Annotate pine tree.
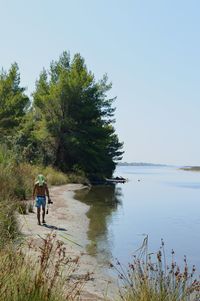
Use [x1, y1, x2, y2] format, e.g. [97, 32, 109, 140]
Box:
[0, 63, 29, 138]
[33, 52, 123, 178]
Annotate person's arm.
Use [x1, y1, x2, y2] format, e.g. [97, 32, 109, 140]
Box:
[32, 184, 36, 200]
[45, 184, 50, 200]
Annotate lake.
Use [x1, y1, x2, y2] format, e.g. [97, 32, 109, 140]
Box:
[75, 165, 200, 269]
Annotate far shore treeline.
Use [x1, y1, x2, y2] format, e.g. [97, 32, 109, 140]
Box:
[0, 51, 123, 180]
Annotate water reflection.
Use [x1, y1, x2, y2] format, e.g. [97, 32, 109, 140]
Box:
[75, 185, 122, 264]
[76, 166, 200, 269]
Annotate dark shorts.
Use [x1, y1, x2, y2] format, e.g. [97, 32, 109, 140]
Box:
[35, 196, 46, 208]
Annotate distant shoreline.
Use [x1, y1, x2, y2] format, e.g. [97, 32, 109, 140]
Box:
[180, 166, 200, 172]
[118, 162, 167, 167]
[118, 163, 200, 171]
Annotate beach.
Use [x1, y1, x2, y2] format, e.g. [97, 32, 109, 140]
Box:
[18, 184, 117, 301]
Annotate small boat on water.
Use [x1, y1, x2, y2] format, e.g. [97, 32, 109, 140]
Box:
[105, 177, 127, 184]
[90, 176, 127, 185]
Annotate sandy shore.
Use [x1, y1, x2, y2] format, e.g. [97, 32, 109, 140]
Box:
[18, 184, 117, 300]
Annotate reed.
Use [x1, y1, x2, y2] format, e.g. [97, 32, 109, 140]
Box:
[111, 236, 200, 301]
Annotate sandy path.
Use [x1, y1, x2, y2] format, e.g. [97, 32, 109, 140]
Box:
[18, 184, 117, 301]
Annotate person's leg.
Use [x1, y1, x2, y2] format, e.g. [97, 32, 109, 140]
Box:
[42, 206, 46, 223]
[37, 207, 41, 225]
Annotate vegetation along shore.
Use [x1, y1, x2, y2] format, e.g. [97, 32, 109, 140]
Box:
[1, 51, 200, 300]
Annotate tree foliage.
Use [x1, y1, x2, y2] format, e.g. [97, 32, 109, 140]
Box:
[0, 63, 29, 138]
[33, 52, 123, 178]
[0, 53, 123, 179]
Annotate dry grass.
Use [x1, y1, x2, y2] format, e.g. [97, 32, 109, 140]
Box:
[0, 198, 19, 248]
[0, 162, 87, 202]
[44, 166, 69, 185]
[0, 145, 87, 203]
[0, 233, 92, 301]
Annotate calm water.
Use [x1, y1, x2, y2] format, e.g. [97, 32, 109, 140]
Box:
[75, 166, 200, 268]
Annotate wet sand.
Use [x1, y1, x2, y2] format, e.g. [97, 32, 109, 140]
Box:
[18, 184, 117, 301]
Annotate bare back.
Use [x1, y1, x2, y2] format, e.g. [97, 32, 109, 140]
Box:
[33, 183, 49, 197]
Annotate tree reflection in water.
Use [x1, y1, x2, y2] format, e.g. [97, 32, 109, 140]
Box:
[75, 185, 123, 264]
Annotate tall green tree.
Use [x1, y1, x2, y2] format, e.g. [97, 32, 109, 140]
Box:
[0, 63, 29, 138]
[33, 52, 123, 178]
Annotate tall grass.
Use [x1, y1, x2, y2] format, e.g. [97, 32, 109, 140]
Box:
[111, 236, 200, 301]
[0, 233, 91, 301]
[0, 145, 91, 300]
[0, 162, 87, 201]
[0, 197, 19, 248]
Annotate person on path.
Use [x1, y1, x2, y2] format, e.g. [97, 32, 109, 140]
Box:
[32, 174, 51, 225]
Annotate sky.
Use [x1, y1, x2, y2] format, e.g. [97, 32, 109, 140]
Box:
[1, 0, 200, 166]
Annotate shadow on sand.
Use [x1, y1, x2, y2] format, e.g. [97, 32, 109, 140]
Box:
[42, 224, 67, 231]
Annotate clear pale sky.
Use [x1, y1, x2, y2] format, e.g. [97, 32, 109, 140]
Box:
[1, 0, 200, 166]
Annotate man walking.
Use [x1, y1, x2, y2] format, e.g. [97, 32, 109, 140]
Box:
[32, 174, 51, 225]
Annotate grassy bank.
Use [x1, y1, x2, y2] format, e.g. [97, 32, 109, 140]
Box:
[0, 162, 87, 201]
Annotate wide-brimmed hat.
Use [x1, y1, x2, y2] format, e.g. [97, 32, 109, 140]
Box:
[35, 174, 46, 186]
